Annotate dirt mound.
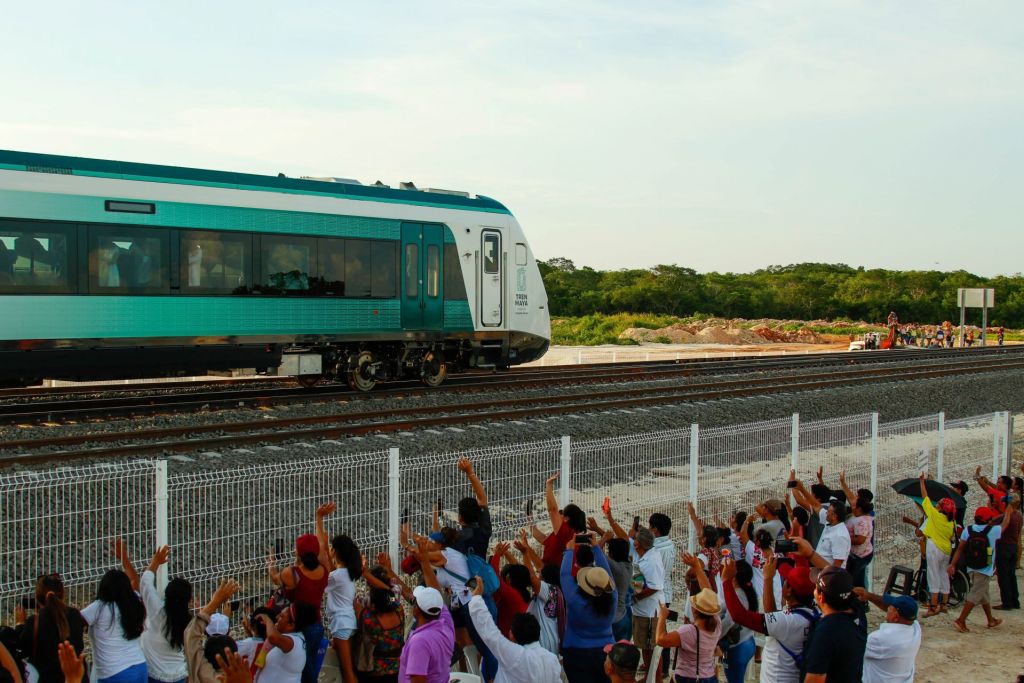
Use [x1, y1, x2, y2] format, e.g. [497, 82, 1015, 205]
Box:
[752, 326, 825, 344]
[618, 326, 696, 343]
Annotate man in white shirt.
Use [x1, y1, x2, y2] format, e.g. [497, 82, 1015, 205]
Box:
[629, 528, 665, 682]
[467, 583, 561, 683]
[853, 589, 921, 683]
[815, 500, 852, 570]
[648, 513, 677, 681]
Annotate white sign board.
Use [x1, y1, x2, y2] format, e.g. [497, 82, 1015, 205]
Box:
[957, 288, 995, 308]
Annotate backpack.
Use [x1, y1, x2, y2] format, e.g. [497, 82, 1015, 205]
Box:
[777, 607, 821, 669]
[964, 525, 994, 570]
[446, 549, 501, 595]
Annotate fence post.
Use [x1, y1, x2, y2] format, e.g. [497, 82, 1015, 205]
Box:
[559, 436, 572, 509]
[992, 412, 1002, 480]
[688, 423, 700, 553]
[936, 412, 945, 481]
[1007, 412, 1016, 476]
[790, 413, 800, 472]
[388, 447, 400, 567]
[870, 413, 879, 496]
[154, 460, 169, 591]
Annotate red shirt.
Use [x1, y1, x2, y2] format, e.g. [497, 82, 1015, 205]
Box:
[986, 486, 1008, 513]
[542, 523, 574, 567]
[490, 555, 529, 636]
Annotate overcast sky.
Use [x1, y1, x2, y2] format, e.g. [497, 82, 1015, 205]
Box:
[2, 1, 1021, 276]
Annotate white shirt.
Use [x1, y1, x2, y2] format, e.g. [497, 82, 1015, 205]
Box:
[527, 581, 560, 655]
[815, 522, 852, 568]
[257, 633, 305, 683]
[437, 548, 473, 606]
[759, 607, 820, 683]
[744, 541, 783, 610]
[325, 568, 357, 630]
[630, 550, 665, 618]
[138, 570, 189, 682]
[863, 621, 921, 683]
[81, 599, 146, 681]
[236, 636, 264, 662]
[468, 596, 562, 683]
[651, 535, 677, 604]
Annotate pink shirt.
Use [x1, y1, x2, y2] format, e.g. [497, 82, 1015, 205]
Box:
[673, 622, 721, 679]
[398, 607, 455, 683]
[846, 515, 874, 558]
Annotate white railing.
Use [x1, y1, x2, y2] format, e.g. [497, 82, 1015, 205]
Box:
[0, 410, 1018, 615]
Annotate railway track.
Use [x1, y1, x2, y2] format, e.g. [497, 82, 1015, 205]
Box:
[3, 346, 1022, 425]
[3, 352, 1022, 465]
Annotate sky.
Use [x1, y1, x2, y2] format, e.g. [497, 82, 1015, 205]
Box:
[1, 1, 1022, 276]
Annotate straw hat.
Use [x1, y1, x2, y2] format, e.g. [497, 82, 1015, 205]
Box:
[690, 588, 720, 616]
[576, 566, 613, 597]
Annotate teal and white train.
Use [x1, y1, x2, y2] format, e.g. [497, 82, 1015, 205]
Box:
[0, 150, 550, 389]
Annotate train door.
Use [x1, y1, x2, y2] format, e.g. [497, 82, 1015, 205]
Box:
[401, 223, 444, 331]
[480, 229, 502, 327]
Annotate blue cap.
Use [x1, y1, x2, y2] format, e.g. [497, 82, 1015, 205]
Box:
[428, 531, 445, 543]
[882, 593, 918, 620]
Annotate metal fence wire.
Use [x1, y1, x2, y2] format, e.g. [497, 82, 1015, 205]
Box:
[0, 410, 1019, 618]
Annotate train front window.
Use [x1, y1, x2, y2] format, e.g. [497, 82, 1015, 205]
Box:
[483, 234, 499, 274]
[260, 235, 314, 293]
[0, 221, 74, 293]
[181, 230, 251, 294]
[88, 227, 169, 293]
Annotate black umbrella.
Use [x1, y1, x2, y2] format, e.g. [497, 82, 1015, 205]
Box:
[891, 478, 967, 509]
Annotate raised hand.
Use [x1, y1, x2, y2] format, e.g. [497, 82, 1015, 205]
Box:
[317, 501, 337, 518]
[545, 472, 559, 487]
[58, 641, 86, 683]
[151, 545, 171, 567]
[215, 647, 253, 683]
[457, 457, 475, 474]
[720, 556, 736, 583]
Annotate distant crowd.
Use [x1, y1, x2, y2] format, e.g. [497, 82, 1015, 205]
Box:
[1, 458, 1022, 683]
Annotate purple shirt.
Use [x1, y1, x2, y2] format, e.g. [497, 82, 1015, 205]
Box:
[399, 606, 455, 683]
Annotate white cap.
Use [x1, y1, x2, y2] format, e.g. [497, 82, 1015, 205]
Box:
[413, 586, 444, 616]
[206, 613, 230, 636]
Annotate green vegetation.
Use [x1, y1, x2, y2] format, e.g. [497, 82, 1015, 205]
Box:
[540, 259, 1024, 327]
[550, 313, 679, 345]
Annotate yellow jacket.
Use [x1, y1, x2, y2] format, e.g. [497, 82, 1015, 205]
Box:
[922, 497, 955, 555]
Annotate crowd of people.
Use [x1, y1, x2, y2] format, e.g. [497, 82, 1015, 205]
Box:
[1, 458, 1022, 683]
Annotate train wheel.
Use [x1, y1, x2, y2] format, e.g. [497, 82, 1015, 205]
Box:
[420, 352, 447, 387]
[347, 351, 377, 392]
[296, 375, 321, 389]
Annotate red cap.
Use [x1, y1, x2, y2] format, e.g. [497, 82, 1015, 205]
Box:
[975, 507, 998, 523]
[778, 563, 815, 599]
[296, 533, 320, 556]
[937, 498, 956, 518]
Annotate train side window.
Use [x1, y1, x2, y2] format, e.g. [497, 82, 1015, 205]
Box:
[405, 243, 418, 298]
[483, 234, 499, 274]
[87, 226, 169, 294]
[0, 221, 74, 293]
[371, 241, 397, 298]
[315, 238, 345, 296]
[443, 244, 467, 300]
[426, 244, 440, 298]
[345, 239, 372, 297]
[260, 235, 314, 294]
[180, 230, 251, 294]
[515, 243, 527, 266]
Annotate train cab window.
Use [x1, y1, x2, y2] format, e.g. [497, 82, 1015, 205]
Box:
[87, 227, 169, 294]
[405, 243, 418, 298]
[371, 241, 397, 298]
[443, 244, 467, 300]
[260, 235, 314, 293]
[345, 239, 372, 297]
[483, 234, 499, 274]
[426, 244, 440, 298]
[515, 243, 528, 266]
[180, 230, 251, 294]
[315, 238, 345, 296]
[0, 221, 74, 293]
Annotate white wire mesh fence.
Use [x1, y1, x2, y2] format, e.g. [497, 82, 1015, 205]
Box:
[0, 410, 1019, 618]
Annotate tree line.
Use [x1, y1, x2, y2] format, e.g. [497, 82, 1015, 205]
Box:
[538, 259, 1024, 327]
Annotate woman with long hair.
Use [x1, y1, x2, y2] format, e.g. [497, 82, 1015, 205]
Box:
[114, 542, 192, 683]
[324, 530, 363, 683]
[17, 573, 85, 683]
[257, 602, 319, 683]
[718, 560, 758, 683]
[918, 474, 957, 616]
[657, 553, 721, 683]
[82, 569, 147, 683]
[491, 542, 533, 637]
[560, 537, 617, 683]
